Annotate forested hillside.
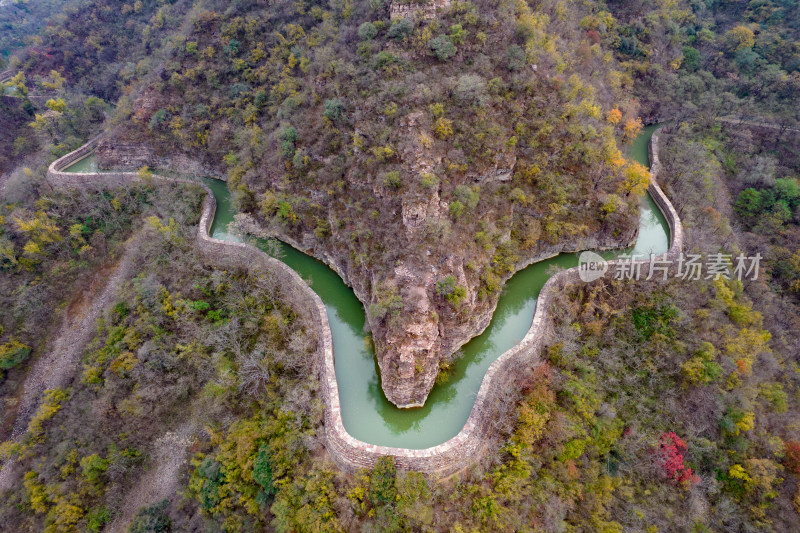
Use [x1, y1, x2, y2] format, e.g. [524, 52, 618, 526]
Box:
[1, 0, 800, 531]
[608, 0, 800, 123]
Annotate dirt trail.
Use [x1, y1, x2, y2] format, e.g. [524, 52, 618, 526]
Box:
[0, 232, 142, 492]
[106, 421, 198, 533]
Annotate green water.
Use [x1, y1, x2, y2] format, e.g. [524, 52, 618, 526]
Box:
[61, 152, 99, 172]
[64, 124, 669, 449]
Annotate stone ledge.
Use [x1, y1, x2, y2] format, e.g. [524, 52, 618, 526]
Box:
[46, 130, 683, 478]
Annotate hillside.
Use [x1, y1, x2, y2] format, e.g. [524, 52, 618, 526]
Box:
[37, 0, 648, 406]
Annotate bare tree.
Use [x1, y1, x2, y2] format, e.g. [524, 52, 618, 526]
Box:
[238, 351, 271, 397]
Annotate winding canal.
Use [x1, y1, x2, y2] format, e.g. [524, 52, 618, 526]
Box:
[65, 124, 669, 449]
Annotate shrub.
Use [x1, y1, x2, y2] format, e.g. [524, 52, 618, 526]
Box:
[436, 275, 467, 308]
[420, 172, 439, 189]
[86, 507, 110, 532]
[600, 194, 622, 218]
[383, 171, 402, 189]
[453, 185, 479, 210]
[148, 109, 169, 130]
[631, 303, 678, 339]
[433, 117, 453, 139]
[80, 453, 109, 483]
[449, 200, 465, 218]
[369, 284, 403, 320]
[276, 201, 297, 223]
[375, 51, 398, 69]
[28, 388, 68, 439]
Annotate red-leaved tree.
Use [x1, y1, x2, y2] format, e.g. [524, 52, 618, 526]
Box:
[658, 432, 700, 487]
[784, 441, 800, 475]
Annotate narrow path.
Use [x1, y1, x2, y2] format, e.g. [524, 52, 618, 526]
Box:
[719, 116, 800, 134]
[0, 231, 143, 492]
[106, 421, 197, 533]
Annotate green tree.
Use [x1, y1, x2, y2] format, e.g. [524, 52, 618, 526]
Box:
[323, 99, 344, 121]
[387, 18, 413, 41]
[734, 188, 762, 222]
[358, 22, 378, 41]
[129, 499, 171, 533]
[683, 46, 700, 71]
[429, 36, 456, 61]
[278, 126, 298, 159]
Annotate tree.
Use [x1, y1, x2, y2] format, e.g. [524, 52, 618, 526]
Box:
[358, 22, 378, 41]
[129, 499, 171, 533]
[606, 108, 622, 124]
[658, 432, 700, 487]
[506, 45, 525, 71]
[41, 70, 66, 91]
[429, 36, 456, 61]
[734, 188, 762, 222]
[387, 18, 413, 41]
[369, 457, 397, 505]
[725, 26, 755, 53]
[45, 98, 67, 113]
[323, 99, 344, 122]
[784, 441, 800, 475]
[278, 126, 298, 158]
[682, 46, 700, 71]
[449, 24, 467, 45]
[433, 117, 453, 139]
[620, 162, 650, 196]
[681, 342, 721, 385]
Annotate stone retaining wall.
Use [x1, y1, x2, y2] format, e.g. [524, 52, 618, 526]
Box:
[390, 0, 450, 19]
[95, 139, 222, 178]
[47, 131, 684, 478]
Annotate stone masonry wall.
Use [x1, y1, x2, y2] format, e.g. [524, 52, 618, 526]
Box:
[47, 131, 684, 478]
[94, 139, 222, 178]
[390, 0, 451, 20]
